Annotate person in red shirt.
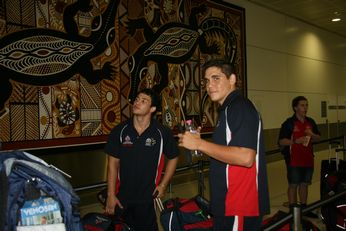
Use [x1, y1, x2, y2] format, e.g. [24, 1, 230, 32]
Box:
[279, 96, 321, 212]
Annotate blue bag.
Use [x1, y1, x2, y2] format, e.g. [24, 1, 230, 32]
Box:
[0, 150, 82, 231]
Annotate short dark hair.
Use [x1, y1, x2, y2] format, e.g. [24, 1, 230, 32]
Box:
[292, 96, 307, 112]
[202, 59, 236, 79]
[136, 88, 160, 109]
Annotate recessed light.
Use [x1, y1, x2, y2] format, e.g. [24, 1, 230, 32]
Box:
[332, 11, 341, 22]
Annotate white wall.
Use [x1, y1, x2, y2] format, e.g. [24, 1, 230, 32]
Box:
[225, 0, 346, 129]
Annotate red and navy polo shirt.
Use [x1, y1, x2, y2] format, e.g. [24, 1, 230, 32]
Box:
[210, 90, 270, 217]
[104, 118, 179, 204]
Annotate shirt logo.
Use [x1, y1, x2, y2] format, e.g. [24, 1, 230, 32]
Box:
[123, 135, 133, 146]
[145, 138, 156, 147]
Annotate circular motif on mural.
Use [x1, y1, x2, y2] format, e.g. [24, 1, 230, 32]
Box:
[107, 111, 116, 123]
[40, 116, 48, 125]
[42, 87, 50, 95]
[106, 91, 113, 102]
[59, 101, 76, 125]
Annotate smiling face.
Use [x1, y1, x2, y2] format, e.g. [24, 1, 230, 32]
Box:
[204, 66, 237, 105]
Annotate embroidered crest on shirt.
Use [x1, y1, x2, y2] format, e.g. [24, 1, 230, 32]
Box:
[145, 138, 156, 146]
[123, 135, 133, 146]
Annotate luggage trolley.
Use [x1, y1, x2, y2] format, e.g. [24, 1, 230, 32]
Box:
[320, 140, 346, 230]
[320, 141, 342, 199]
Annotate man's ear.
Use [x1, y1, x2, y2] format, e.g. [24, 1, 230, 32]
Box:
[150, 106, 157, 113]
[229, 73, 237, 85]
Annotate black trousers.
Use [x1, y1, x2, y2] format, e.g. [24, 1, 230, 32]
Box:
[213, 215, 263, 231]
[123, 201, 158, 231]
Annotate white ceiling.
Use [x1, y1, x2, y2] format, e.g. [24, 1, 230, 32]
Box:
[247, 0, 346, 38]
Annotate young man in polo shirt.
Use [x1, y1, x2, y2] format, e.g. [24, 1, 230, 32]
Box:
[279, 96, 321, 213]
[178, 59, 270, 230]
[104, 88, 179, 231]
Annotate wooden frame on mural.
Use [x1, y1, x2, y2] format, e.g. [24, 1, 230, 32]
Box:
[0, 0, 246, 151]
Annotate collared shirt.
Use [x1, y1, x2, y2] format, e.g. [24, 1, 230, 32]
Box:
[210, 90, 270, 217]
[104, 118, 179, 204]
[279, 115, 320, 167]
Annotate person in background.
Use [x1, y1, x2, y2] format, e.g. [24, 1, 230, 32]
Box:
[178, 59, 270, 231]
[278, 96, 321, 215]
[104, 88, 179, 231]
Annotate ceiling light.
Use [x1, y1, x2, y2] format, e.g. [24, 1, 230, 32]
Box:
[332, 11, 341, 22]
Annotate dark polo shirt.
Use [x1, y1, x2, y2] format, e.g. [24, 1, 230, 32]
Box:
[210, 90, 270, 217]
[105, 118, 179, 204]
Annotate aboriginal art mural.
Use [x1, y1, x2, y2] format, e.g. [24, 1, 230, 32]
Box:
[0, 0, 246, 150]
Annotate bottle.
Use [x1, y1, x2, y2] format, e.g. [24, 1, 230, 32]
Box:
[302, 136, 311, 147]
[185, 120, 203, 157]
[303, 128, 312, 147]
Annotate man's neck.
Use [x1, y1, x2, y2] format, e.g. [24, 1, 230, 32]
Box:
[295, 113, 305, 122]
[133, 115, 151, 135]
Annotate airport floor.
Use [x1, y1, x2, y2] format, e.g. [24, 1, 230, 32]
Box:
[79, 150, 333, 230]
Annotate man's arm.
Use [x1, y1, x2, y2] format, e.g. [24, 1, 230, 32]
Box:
[306, 119, 321, 142]
[196, 138, 255, 167]
[279, 138, 294, 146]
[278, 119, 292, 146]
[105, 155, 122, 214]
[154, 156, 178, 198]
[178, 132, 256, 167]
[311, 132, 321, 142]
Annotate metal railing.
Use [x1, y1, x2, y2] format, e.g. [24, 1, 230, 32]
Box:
[74, 135, 345, 192]
[262, 189, 346, 231]
[262, 135, 346, 230]
[74, 135, 346, 230]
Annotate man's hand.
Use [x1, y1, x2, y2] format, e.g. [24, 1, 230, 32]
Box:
[295, 136, 310, 146]
[153, 184, 166, 198]
[105, 195, 123, 215]
[177, 128, 201, 151]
